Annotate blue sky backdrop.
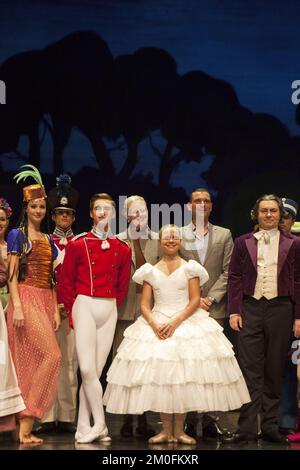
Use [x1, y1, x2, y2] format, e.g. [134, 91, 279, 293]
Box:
[0, 0, 299, 194]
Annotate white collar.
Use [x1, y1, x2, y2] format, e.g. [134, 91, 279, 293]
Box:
[254, 227, 279, 241]
[192, 222, 210, 237]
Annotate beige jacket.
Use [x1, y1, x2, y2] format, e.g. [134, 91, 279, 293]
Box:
[180, 222, 233, 319]
[117, 229, 161, 321]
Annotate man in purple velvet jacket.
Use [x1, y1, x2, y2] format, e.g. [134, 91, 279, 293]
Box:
[224, 194, 300, 445]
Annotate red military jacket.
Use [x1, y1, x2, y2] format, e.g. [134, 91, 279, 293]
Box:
[52, 232, 75, 304]
[58, 231, 131, 326]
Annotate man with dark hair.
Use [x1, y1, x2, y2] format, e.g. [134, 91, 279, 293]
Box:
[279, 198, 298, 234]
[224, 194, 300, 444]
[180, 188, 233, 440]
[278, 198, 299, 436]
[37, 174, 78, 434]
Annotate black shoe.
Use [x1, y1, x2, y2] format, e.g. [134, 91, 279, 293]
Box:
[57, 422, 77, 433]
[136, 424, 156, 439]
[279, 427, 296, 436]
[261, 430, 290, 444]
[221, 432, 257, 444]
[185, 424, 197, 439]
[35, 422, 57, 434]
[120, 422, 133, 437]
[202, 420, 231, 440]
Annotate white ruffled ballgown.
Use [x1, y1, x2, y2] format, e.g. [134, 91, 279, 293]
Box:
[103, 260, 250, 414]
[0, 300, 25, 419]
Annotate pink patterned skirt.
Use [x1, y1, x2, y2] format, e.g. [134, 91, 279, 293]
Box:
[6, 284, 62, 419]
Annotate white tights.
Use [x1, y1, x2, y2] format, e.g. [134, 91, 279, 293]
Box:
[72, 295, 117, 436]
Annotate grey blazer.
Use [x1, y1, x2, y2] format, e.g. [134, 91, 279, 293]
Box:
[117, 229, 161, 321]
[180, 222, 233, 319]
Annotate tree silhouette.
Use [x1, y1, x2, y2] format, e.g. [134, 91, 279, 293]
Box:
[158, 71, 239, 186]
[0, 31, 116, 176]
[43, 31, 116, 176]
[0, 50, 46, 166]
[1, 30, 300, 232]
[113, 47, 178, 183]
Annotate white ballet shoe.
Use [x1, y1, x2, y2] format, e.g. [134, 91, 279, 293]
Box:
[99, 435, 112, 443]
[75, 426, 92, 441]
[75, 431, 83, 441]
[76, 426, 110, 444]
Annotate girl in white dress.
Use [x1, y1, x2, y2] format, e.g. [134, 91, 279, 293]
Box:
[0, 199, 25, 433]
[103, 225, 250, 444]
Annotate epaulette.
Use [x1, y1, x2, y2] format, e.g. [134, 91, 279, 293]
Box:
[116, 235, 130, 247]
[71, 232, 87, 242]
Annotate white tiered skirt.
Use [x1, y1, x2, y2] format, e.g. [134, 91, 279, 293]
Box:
[0, 307, 25, 418]
[103, 308, 251, 414]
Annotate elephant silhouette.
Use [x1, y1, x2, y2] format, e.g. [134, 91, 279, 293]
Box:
[0, 49, 46, 165]
[0, 31, 115, 175]
[113, 46, 178, 181]
[159, 70, 240, 186]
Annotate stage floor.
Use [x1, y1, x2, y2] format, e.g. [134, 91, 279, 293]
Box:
[0, 412, 298, 451]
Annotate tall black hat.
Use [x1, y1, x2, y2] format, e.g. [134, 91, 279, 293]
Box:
[47, 174, 78, 212]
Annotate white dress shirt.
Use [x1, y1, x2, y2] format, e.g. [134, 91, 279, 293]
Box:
[193, 223, 210, 265]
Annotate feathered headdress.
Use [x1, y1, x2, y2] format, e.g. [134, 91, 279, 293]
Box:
[14, 164, 46, 202]
[47, 174, 78, 212]
[56, 174, 72, 198]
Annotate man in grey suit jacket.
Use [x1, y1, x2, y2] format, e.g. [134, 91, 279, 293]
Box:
[180, 188, 233, 439]
[113, 195, 161, 439]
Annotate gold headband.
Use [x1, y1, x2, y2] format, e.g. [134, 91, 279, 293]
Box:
[23, 184, 47, 202]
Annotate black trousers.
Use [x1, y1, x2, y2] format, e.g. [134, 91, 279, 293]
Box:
[237, 296, 294, 435]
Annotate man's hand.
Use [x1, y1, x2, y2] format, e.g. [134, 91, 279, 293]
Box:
[293, 319, 300, 338]
[200, 297, 213, 311]
[229, 314, 243, 331]
[58, 303, 68, 319]
[53, 308, 61, 332]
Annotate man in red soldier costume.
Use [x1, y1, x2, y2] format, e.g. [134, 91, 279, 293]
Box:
[59, 192, 131, 444]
